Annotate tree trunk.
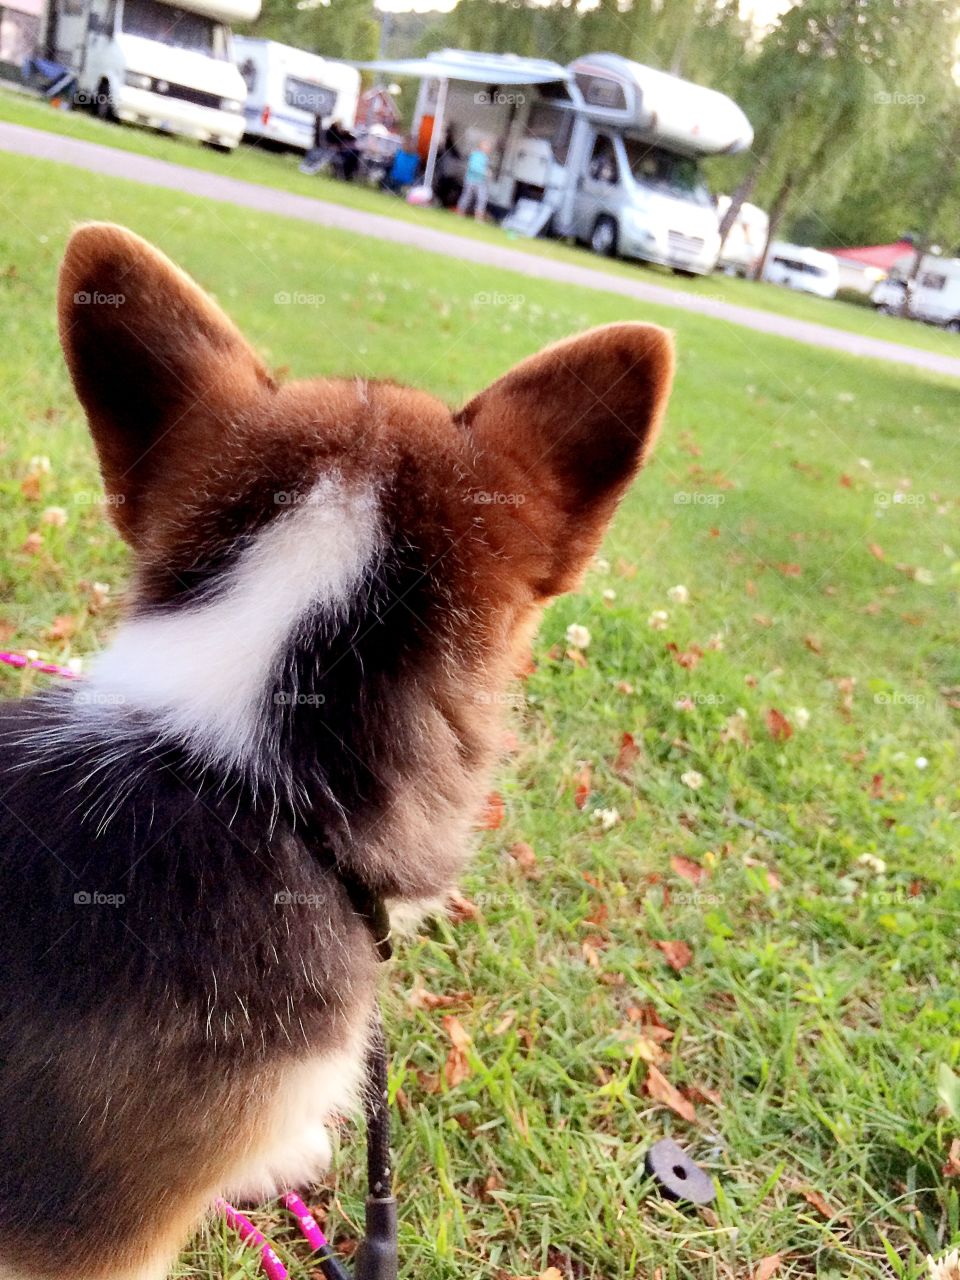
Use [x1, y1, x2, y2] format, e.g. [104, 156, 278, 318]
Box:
[718, 136, 775, 247]
[752, 174, 793, 280]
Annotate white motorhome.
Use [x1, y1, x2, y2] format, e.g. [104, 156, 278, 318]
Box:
[362, 48, 753, 275]
[762, 242, 839, 300]
[42, 0, 256, 149]
[233, 37, 359, 150]
[872, 254, 960, 331]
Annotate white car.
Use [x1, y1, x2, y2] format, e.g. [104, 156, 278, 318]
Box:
[762, 242, 839, 300]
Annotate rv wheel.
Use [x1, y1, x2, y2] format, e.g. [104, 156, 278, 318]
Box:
[95, 80, 115, 122]
[947, 318, 960, 334]
[591, 216, 618, 258]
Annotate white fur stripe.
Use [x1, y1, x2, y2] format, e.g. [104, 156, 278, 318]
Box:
[83, 476, 380, 767]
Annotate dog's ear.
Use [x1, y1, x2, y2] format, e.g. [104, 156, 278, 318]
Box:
[458, 323, 674, 595]
[58, 222, 273, 543]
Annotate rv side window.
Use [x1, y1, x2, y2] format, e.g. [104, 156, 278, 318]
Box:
[526, 102, 572, 164]
[920, 272, 946, 290]
[284, 77, 337, 117]
[588, 135, 618, 184]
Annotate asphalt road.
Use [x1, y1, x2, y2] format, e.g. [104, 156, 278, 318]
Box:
[2, 118, 959, 382]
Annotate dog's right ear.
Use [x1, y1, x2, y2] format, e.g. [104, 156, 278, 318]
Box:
[58, 222, 273, 543]
[459, 322, 674, 596]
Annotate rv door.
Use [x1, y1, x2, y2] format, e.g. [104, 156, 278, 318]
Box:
[50, 0, 91, 69]
[574, 132, 620, 245]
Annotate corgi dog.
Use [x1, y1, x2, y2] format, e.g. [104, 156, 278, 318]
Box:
[0, 224, 673, 1280]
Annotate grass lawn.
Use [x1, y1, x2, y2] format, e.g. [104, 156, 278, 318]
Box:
[3, 84, 960, 364]
[1, 147, 959, 1280]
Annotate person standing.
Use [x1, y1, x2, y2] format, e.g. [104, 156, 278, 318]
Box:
[457, 139, 491, 221]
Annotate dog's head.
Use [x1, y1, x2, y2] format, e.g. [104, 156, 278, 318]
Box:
[58, 224, 673, 895]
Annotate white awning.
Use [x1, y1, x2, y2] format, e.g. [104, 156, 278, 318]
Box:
[354, 49, 570, 86]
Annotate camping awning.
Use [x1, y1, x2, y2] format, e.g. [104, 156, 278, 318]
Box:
[354, 49, 570, 86]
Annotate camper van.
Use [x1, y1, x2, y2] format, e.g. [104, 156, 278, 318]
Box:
[872, 254, 960, 331]
[41, 0, 256, 149]
[365, 49, 753, 275]
[233, 37, 359, 150]
[762, 242, 839, 299]
[717, 196, 769, 277]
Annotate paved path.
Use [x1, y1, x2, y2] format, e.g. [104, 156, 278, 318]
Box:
[3, 118, 960, 381]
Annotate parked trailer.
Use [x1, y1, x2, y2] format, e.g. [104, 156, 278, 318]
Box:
[234, 36, 359, 150]
[762, 242, 839, 300]
[360, 48, 753, 275]
[41, 0, 256, 149]
[872, 253, 960, 331]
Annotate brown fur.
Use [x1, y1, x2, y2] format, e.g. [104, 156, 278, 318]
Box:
[0, 224, 674, 1280]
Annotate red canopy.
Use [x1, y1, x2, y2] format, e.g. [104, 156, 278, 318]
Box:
[830, 241, 914, 271]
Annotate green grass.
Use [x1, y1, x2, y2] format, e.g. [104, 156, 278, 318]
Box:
[3, 83, 960, 362]
[1, 148, 959, 1280]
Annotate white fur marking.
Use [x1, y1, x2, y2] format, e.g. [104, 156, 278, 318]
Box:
[83, 477, 380, 767]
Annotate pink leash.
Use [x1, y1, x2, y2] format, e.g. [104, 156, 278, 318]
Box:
[1, 652, 392, 1280]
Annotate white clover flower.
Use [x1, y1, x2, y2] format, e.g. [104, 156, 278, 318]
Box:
[916, 756, 929, 770]
[594, 556, 611, 574]
[648, 610, 669, 631]
[41, 506, 67, 527]
[667, 584, 690, 604]
[794, 707, 811, 729]
[566, 623, 591, 650]
[681, 770, 704, 790]
[28, 455, 51, 474]
[857, 853, 887, 875]
[602, 588, 617, 603]
[914, 567, 934, 585]
[928, 1248, 960, 1280]
[593, 807, 620, 830]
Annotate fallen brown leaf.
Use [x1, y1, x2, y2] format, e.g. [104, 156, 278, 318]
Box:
[753, 1255, 782, 1280]
[573, 765, 592, 810]
[670, 855, 705, 885]
[765, 708, 793, 742]
[654, 939, 693, 972]
[442, 1015, 472, 1087]
[478, 792, 505, 830]
[800, 1187, 843, 1219]
[645, 1064, 696, 1123]
[614, 731, 641, 775]
[508, 841, 538, 874]
[447, 888, 481, 922]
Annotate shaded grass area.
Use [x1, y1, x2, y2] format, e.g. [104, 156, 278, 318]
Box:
[0, 149, 958, 1279]
[2, 85, 960, 362]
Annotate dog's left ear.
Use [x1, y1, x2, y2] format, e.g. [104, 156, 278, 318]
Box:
[458, 322, 674, 595]
[58, 222, 273, 543]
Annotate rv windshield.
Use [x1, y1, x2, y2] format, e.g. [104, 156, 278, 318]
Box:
[121, 0, 228, 58]
[623, 140, 713, 207]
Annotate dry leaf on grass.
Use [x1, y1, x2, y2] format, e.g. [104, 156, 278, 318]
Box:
[614, 731, 641, 775]
[753, 1255, 782, 1280]
[442, 1015, 471, 1087]
[645, 1064, 696, 1123]
[508, 841, 538, 875]
[573, 765, 592, 810]
[478, 792, 505, 830]
[670, 856, 705, 885]
[654, 939, 693, 971]
[765, 708, 793, 742]
[406, 982, 469, 1012]
[447, 888, 481, 922]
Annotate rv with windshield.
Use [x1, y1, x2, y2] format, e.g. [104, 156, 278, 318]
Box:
[233, 37, 359, 150]
[762, 242, 839, 299]
[367, 49, 753, 275]
[41, 0, 256, 149]
[872, 253, 960, 331]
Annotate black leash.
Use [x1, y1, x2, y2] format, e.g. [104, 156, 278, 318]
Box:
[315, 890, 398, 1280]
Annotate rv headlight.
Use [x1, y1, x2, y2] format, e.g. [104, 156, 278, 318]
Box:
[124, 71, 152, 91]
[221, 98, 243, 113]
